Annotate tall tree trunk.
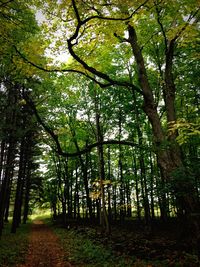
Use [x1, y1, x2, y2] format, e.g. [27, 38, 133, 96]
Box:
[130, 86, 151, 224]
[149, 151, 155, 220]
[74, 164, 79, 219]
[128, 24, 200, 251]
[0, 141, 6, 187]
[11, 137, 26, 233]
[0, 140, 16, 236]
[64, 159, 71, 221]
[69, 124, 93, 219]
[133, 155, 141, 221]
[118, 109, 125, 222]
[4, 181, 12, 222]
[78, 151, 93, 219]
[94, 91, 110, 234]
[112, 181, 117, 221]
[126, 180, 132, 217]
[23, 162, 31, 224]
[128, 24, 173, 176]
[0, 84, 18, 237]
[139, 156, 151, 225]
[107, 146, 112, 221]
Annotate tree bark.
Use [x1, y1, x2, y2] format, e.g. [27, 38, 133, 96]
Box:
[128, 24, 200, 250]
[0, 84, 18, 236]
[128, 24, 173, 178]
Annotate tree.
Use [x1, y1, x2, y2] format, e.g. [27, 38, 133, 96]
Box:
[0, 0, 45, 235]
[9, 1, 199, 245]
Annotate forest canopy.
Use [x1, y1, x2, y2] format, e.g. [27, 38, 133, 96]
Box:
[0, 0, 199, 245]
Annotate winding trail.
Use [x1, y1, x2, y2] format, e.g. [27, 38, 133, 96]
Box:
[16, 220, 72, 267]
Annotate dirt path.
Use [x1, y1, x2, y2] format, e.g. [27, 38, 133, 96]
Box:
[16, 220, 72, 267]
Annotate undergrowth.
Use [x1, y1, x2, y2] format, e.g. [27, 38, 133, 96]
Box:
[54, 226, 140, 267]
[0, 221, 31, 267]
[53, 223, 199, 267]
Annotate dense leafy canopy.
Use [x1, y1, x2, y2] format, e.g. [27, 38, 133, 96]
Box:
[0, 3, 199, 262]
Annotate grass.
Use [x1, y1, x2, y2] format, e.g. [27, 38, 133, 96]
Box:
[53, 224, 199, 267]
[0, 220, 31, 267]
[54, 226, 137, 267]
[1, 216, 198, 267]
[30, 209, 51, 220]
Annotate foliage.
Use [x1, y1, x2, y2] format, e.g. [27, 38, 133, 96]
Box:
[168, 119, 200, 145]
[0, 1, 199, 262]
[0, 221, 31, 266]
[54, 226, 136, 267]
[53, 222, 199, 267]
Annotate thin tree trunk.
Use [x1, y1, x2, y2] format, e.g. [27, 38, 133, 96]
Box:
[133, 155, 141, 221]
[94, 91, 110, 234]
[11, 137, 26, 233]
[130, 86, 151, 224]
[23, 163, 31, 224]
[0, 141, 6, 187]
[149, 151, 155, 220]
[69, 124, 93, 220]
[126, 180, 132, 217]
[107, 146, 112, 222]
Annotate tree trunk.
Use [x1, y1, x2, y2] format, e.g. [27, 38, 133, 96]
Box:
[126, 181, 132, 217]
[128, 23, 200, 250]
[118, 109, 125, 222]
[0, 137, 16, 237]
[107, 146, 112, 221]
[130, 87, 150, 224]
[149, 151, 155, 220]
[0, 84, 18, 237]
[69, 125, 93, 220]
[133, 155, 141, 221]
[23, 163, 31, 224]
[74, 164, 79, 219]
[11, 137, 26, 233]
[0, 141, 6, 187]
[94, 91, 110, 234]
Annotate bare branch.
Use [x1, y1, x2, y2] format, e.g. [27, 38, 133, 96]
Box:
[154, 1, 168, 51]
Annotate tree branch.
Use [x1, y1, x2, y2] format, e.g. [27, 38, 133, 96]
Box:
[0, 0, 14, 8]
[23, 93, 65, 156]
[154, 2, 168, 51]
[80, 0, 150, 24]
[14, 46, 112, 88]
[172, 8, 200, 42]
[71, 0, 81, 24]
[67, 40, 143, 94]
[14, 45, 143, 94]
[24, 93, 148, 158]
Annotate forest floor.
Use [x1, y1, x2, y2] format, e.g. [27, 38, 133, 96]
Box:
[1, 218, 199, 267]
[53, 218, 199, 267]
[15, 220, 72, 267]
